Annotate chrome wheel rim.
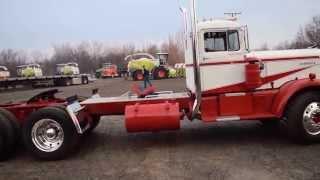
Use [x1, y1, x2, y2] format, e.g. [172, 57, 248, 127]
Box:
[31, 119, 64, 152]
[303, 102, 320, 136]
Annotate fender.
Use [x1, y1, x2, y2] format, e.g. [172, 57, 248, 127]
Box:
[272, 78, 320, 117]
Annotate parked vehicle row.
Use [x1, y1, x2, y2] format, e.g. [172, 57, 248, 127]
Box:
[0, 62, 91, 88]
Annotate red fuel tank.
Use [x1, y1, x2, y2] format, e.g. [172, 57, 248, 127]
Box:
[245, 63, 262, 89]
[125, 102, 181, 133]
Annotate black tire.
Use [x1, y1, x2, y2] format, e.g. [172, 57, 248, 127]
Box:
[285, 91, 320, 143]
[260, 119, 280, 128]
[84, 116, 101, 135]
[0, 113, 15, 161]
[0, 108, 21, 143]
[133, 70, 143, 81]
[22, 107, 80, 160]
[153, 67, 168, 80]
[0, 135, 5, 160]
[64, 79, 72, 86]
[82, 76, 89, 84]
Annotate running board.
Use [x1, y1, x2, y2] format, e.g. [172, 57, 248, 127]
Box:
[216, 116, 241, 122]
[201, 116, 241, 123]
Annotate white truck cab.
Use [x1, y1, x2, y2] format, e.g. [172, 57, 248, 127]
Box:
[17, 64, 43, 77]
[185, 17, 320, 95]
[185, 17, 248, 93]
[56, 62, 80, 75]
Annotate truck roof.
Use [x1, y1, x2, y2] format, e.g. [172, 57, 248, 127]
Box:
[56, 62, 78, 66]
[0, 66, 8, 71]
[197, 19, 241, 30]
[16, 64, 41, 68]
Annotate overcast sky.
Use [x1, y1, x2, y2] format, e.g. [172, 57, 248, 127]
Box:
[0, 0, 319, 51]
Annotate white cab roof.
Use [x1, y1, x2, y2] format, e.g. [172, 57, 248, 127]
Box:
[198, 19, 241, 30]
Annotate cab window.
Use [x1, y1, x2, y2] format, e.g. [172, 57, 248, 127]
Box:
[204, 32, 227, 52]
[228, 31, 240, 51]
[204, 30, 240, 52]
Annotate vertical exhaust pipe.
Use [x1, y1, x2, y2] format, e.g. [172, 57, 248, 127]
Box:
[190, 0, 202, 119]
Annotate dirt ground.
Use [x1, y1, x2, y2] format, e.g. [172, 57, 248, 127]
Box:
[0, 78, 320, 180]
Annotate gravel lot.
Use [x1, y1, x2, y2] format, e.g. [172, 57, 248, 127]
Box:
[0, 78, 320, 180]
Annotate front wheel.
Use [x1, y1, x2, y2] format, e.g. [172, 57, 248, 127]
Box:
[285, 91, 320, 143]
[153, 68, 168, 80]
[133, 70, 144, 81]
[22, 107, 80, 160]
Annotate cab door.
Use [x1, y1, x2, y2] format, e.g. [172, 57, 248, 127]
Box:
[198, 29, 248, 93]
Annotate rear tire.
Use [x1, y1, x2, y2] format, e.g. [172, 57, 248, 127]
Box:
[84, 116, 101, 135]
[0, 113, 16, 161]
[22, 107, 80, 160]
[133, 70, 144, 81]
[0, 108, 20, 143]
[285, 91, 320, 143]
[153, 67, 168, 80]
[260, 119, 280, 128]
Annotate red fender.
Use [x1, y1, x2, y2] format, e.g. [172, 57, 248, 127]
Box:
[272, 78, 320, 117]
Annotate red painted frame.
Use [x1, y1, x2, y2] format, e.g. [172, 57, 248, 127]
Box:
[1, 77, 320, 130]
[0, 99, 66, 124]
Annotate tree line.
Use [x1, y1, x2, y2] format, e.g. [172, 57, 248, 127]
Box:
[1, 15, 319, 76]
[0, 33, 184, 76]
[260, 15, 320, 50]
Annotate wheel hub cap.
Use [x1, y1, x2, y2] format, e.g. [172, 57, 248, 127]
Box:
[303, 102, 320, 135]
[46, 128, 57, 139]
[31, 119, 64, 152]
[159, 71, 165, 78]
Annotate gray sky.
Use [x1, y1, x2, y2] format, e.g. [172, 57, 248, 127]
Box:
[0, 0, 319, 51]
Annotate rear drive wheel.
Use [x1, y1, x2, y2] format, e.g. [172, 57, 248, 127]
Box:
[22, 107, 80, 160]
[84, 116, 101, 135]
[0, 136, 4, 159]
[0, 108, 20, 143]
[0, 113, 15, 161]
[260, 119, 280, 128]
[285, 91, 320, 143]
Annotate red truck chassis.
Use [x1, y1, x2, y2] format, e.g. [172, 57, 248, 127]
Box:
[0, 74, 320, 161]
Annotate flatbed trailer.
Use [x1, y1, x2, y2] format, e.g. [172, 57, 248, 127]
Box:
[0, 74, 90, 88]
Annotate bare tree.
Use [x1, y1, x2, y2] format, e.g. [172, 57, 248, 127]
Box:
[257, 43, 269, 51]
[0, 49, 27, 76]
[305, 15, 320, 47]
[161, 32, 184, 65]
[275, 15, 320, 50]
[292, 28, 310, 48]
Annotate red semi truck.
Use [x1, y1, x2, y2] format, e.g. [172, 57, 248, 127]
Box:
[1, 0, 320, 161]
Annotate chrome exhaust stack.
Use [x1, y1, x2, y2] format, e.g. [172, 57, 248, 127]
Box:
[190, 0, 202, 120]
